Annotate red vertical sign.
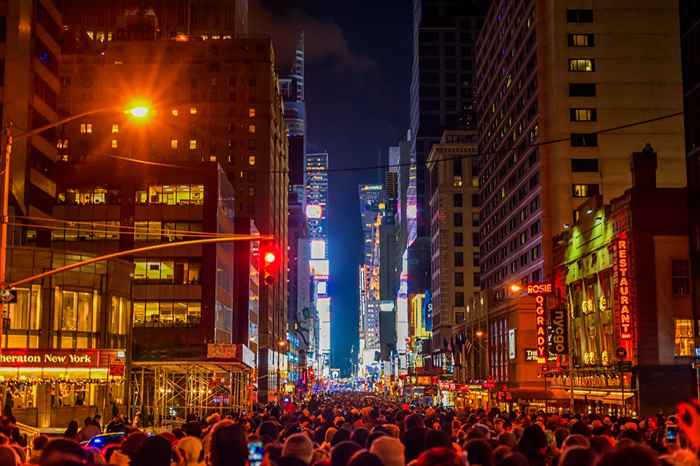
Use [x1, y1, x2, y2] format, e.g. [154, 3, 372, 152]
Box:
[527, 283, 553, 364]
[615, 233, 633, 358]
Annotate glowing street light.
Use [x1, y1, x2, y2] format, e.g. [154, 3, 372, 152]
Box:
[264, 251, 277, 265]
[475, 330, 484, 338]
[510, 283, 522, 293]
[125, 101, 151, 119]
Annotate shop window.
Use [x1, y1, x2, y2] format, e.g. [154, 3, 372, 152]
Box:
[675, 319, 694, 357]
[672, 260, 690, 296]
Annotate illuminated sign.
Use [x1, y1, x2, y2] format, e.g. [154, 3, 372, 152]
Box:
[508, 329, 516, 360]
[529, 282, 551, 364]
[310, 240, 326, 259]
[525, 349, 538, 361]
[527, 283, 553, 295]
[549, 308, 568, 355]
[615, 234, 633, 352]
[309, 259, 329, 277]
[316, 281, 328, 295]
[0, 350, 123, 368]
[305, 204, 323, 219]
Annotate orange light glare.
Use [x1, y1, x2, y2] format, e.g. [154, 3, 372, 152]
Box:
[127, 106, 150, 118]
[510, 284, 522, 293]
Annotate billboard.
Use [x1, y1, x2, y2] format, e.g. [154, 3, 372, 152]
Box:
[310, 239, 326, 259]
[306, 204, 323, 219]
[309, 259, 329, 277]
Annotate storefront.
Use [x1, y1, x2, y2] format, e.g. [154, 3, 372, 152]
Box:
[0, 349, 125, 428]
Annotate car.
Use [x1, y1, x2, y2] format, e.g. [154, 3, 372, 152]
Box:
[83, 432, 125, 450]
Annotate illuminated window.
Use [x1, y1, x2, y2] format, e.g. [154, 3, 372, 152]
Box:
[189, 140, 197, 150]
[568, 33, 594, 47]
[111, 139, 118, 149]
[249, 108, 256, 118]
[171, 109, 179, 116]
[171, 139, 178, 149]
[572, 184, 599, 198]
[569, 59, 595, 72]
[190, 107, 198, 115]
[132, 300, 201, 327]
[675, 319, 694, 357]
[209, 155, 217, 162]
[86, 30, 94, 40]
[248, 125, 256, 134]
[248, 155, 256, 166]
[112, 124, 119, 134]
[80, 123, 92, 134]
[672, 260, 690, 296]
[570, 108, 597, 122]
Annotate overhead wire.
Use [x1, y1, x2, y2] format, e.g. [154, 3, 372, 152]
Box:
[62, 111, 685, 176]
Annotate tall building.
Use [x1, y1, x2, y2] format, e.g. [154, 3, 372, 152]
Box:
[410, 0, 485, 239]
[279, 32, 306, 187]
[59, 0, 248, 42]
[358, 184, 383, 374]
[426, 130, 480, 367]
[2, 0, 62, 222]
[305, 152, 330, 375]
[680, 1, 700, 354]
[57, 25, 288, 402]
[476, 1, 685, 398]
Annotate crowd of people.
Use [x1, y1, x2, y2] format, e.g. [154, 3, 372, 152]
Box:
[0, 394, 698, 466]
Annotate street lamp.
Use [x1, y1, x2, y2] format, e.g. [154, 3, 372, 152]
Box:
[0, 101, 153, 340]
[510, 283, 522, 293]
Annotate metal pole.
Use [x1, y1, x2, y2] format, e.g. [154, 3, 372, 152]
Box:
[696, 366, 700, 401]
[0, 124, 13, 351]
[620, 364, 625, 417]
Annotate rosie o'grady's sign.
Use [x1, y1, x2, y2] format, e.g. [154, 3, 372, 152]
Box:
[528, 282, 553, 364]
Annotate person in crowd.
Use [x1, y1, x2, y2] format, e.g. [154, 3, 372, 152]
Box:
[78, 416, 101, 442]
[280, 432, 314, 466]
[177, 436, 205, 466]
[370, 436, 404, 466]
[63, 420, 80, 441]
[207, 420, 249, 466]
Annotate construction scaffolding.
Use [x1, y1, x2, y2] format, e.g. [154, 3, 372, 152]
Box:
[129, 362, 250, 427]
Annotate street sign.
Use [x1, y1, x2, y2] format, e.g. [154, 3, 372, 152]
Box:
[0, 289, 16, 304]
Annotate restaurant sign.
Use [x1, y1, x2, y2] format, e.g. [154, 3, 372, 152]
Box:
[614, 232, 634, 359]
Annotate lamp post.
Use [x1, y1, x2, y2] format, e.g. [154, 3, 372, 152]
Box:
[0, 102, 152, 344]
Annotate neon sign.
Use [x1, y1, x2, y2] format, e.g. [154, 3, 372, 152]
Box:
[528, 282, 552, 364]
[615, 234, 633, 347]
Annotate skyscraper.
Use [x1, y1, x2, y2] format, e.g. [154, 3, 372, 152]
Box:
[410, 0, 485, 239]
[2, 0, 62, 223]
[57, 22, 288, 402]
[476, 0, 686, 395]
[59, 0, 248, 42]
[279, 32, 306, 187]
[305, 152, 330, 375]
[358, 184, 383, 373]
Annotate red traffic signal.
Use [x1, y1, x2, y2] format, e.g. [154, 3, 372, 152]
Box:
[261, 244, 280, 287]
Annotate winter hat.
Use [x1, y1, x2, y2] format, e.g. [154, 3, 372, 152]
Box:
[283, 433, 314, 465]
[370, 435, 405, 466]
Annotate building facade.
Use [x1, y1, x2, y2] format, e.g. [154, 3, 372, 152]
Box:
[305, 152, 330, 376]
[1, 0, 62, 221]
[476, 0, 687, 397]
[427, 130, 481, 369]
[57, 28, 288, 402]
[549, 147, 694, 415]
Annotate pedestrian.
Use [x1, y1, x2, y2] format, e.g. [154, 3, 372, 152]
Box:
[280, 433, 314, 466]
[132, 435, 173, 466]
[63, 420, 79, 441]
[370, 436, 404, 466]
[207, 420, 249, 466]
[177, 436, 205, 466]
[78, 416, 101, 442]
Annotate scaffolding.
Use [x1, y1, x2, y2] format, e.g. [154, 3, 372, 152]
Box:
[129, 362, 250, 427]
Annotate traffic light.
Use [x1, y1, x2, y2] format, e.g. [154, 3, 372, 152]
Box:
[261, 243, 279, 286]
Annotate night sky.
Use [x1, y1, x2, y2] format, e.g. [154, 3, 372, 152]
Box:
[251, 1, 412, 374]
